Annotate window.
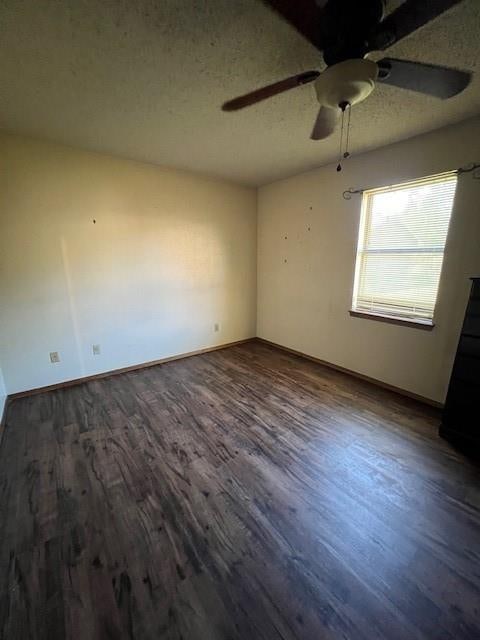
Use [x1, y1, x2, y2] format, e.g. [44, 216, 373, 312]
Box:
[351, 172, 457, 326]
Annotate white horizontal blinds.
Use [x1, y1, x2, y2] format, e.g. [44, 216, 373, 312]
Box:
[353, 172, 457, 321]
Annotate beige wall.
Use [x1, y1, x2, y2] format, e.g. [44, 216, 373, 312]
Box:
[257, 117, 480, 404]
[0, 133, 257, 394]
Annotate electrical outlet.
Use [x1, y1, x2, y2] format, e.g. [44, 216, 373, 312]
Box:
[214, 323, 220, 332]
[49, 351, 60, 363]
[92, 344, 101, 356]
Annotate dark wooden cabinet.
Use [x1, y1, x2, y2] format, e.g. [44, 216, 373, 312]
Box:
[440, 277, 480, 448]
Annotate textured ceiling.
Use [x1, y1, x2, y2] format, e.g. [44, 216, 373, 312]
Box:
[0, 0, 479, 186]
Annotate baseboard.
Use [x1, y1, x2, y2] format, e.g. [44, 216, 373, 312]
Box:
[5, 336, 444, 409]
[255, 337, 443, 409]
[8, 338, 255, 400]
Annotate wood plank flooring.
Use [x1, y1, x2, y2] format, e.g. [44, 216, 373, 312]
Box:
[0, 341, 479, 640]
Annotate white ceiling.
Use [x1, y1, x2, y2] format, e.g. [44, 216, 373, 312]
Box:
[1, 0, 479, 186]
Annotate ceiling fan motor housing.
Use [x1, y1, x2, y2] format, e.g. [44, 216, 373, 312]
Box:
[321, 0, 386, 65]
[314, 59, 379, 109]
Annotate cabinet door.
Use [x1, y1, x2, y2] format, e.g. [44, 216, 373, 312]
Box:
[441, 279, 480, 444]
[443, 380, 478, 436]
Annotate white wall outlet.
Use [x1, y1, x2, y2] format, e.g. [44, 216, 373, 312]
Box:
[214, 323, 220, 332]
[92, 344, 101, 356]
[49, 351, 60, 363]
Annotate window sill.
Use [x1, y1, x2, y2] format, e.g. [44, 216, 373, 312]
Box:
[349, 309, 435, 330]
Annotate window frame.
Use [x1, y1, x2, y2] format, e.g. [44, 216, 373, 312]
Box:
[350, 172, 458, 330]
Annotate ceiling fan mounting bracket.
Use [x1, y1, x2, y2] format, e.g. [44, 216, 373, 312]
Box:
[376, 60, 392, 80]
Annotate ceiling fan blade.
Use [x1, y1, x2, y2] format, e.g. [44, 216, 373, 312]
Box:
[222, 70, 320, 111]
[369, 0, 465, 50]
[377, 58, 471, 99]
[261, 0, 326, 50]
[310, 106, 339, 140]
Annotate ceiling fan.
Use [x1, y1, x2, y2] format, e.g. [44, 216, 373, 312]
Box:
[222, 0, 472, 141]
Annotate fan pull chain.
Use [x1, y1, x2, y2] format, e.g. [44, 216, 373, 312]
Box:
[337, 106, 345, 172]
[337, 101, 351, 172]
[344, 104, 351, 160]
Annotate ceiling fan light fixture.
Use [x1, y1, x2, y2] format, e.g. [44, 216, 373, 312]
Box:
[314, 58, 379, 109]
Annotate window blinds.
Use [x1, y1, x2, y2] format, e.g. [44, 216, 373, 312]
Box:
[352, 172, 457, 322]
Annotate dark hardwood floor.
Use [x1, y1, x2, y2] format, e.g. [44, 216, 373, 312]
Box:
[0, 341, 479, 640]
